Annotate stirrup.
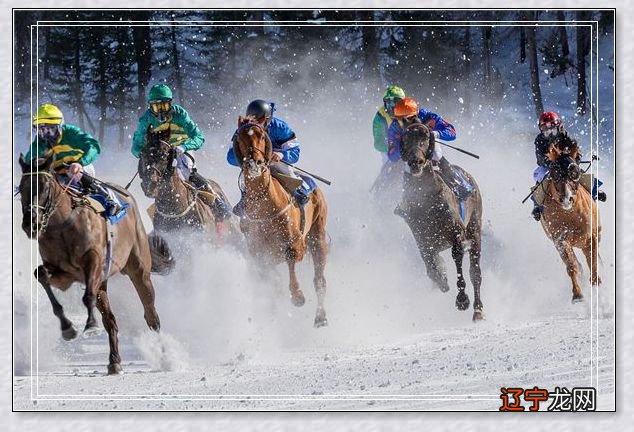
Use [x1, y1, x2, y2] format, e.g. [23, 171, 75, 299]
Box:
[531, 205, 543, 221]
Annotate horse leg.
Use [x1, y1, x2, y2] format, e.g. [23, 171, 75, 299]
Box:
[451, 240, 470, 311]
[34, 265, 77, 341]
[467, 226, 484, 321]
[307, 226, 328, 328]
[583, 236, 601, 287]
[554, 240, 584, 302]
[420, 248, 450, 293]
[94, 281, 122, 375]
[82, 250, 103, 336]
[286, 247, 305, 307]
[125, 257, 161, 332]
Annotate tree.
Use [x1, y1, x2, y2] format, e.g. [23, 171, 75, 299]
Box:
[524, 12, 544, 118]
[576, 11, 592, 115]
[131, 11, 152, 112]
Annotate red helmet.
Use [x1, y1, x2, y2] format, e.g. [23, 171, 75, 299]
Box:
[538, 111, 562, 130]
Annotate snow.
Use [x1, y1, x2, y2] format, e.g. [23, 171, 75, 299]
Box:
[12, 17, 615, 412]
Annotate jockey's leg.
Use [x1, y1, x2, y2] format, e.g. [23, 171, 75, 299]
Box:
[180, 154, 232, 221]
[531, 166, 549, 221]
[436, 157, 473, 199]
[579, 173, 607, 202]
[270, 161, 309, 206]
[175, 152, 193, 181]
[79, 173, 122, 216]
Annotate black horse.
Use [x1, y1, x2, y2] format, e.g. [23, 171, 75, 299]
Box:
[397, 119, 484, 321]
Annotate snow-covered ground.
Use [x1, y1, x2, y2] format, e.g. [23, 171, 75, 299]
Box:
[12, 23, 615, 411]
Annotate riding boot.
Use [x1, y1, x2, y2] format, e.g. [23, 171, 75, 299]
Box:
[293, 188, 310, 207]
[530, 196, 544, 221]
[437, 157, 472, 199]
[233, 193, 247, 217]
[188, 170, 232, 221]
[80, 175, 121, 216]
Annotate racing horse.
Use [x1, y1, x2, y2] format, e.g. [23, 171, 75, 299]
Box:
[18, 153, 174, 374]
[397, 119, 484, 321]
[538, 139, 601, 302]
[138, 128, 239, 242]
[233, 116, 329, 327]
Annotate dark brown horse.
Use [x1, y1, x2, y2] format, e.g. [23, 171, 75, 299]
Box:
[233, 116, 329, 327]
[539, 140, 601, 302]
[397, 120, 484, 321]
[18, 153, 174, 374]
[138, 129, 239, 242]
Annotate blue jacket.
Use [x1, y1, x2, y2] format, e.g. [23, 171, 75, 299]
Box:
[387, 108, 456, 162]
[227, 117, 300, 167]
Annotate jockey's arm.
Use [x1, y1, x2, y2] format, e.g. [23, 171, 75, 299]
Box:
[64, 125, 101, 166]
[422, 111, 456, 142]
[386, 123, 403, 162]
[131, 113, 151, 158]
[175, 106, 205, 152]
[372, 113, 389, 153]
[277, 139, 300, 164]
[534, 135, 551, 167]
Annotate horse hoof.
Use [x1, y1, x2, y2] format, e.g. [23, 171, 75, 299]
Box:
[61, 325, 78, 341]
[107, 363, 123, 375]
[571, 295, 585, 304]
[472, 310, 485, 322]
[83, 325, 103, 338]
[314, 316, 328, 328]
[291, 292, 305, 307]
[456, 292, 470, 311]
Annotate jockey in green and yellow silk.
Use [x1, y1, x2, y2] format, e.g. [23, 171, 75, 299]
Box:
[372, 85, 406, 155]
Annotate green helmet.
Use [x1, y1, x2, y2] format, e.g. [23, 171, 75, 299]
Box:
[383, 85, 406, 101]
[148, 84, 173, 102]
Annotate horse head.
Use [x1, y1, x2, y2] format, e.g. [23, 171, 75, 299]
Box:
[547, 142, 582, 211]
[233, 115, 272, 179]
[400, 118, 434, 177]
[18, 152, 57, 239]
[139, 126, 176, 198]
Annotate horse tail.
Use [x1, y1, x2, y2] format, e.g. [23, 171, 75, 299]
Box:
[148, 232, 175, 275]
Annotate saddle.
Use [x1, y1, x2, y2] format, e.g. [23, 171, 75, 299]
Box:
[64, 182, 129, 224]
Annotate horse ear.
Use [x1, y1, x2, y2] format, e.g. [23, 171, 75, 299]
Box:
[18, 153, 28, 172]
[238, 115, 244, 127]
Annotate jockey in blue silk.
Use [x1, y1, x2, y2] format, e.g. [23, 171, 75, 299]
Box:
[227, 99, 309, 216]
[387, 97, 472, 216]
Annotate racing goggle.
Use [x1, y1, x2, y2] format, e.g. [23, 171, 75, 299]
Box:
[383, 98, 401, 112]
[149, 100, 172, 114]
[539, 122, 560, 137]
[33, 124, 61, 140]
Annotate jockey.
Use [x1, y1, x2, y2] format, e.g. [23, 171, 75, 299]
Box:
[373, 85, 406, 156]
[530, 111, 607, 221]
[131, 83, 232, 221]
[227, 99, 308, 216]
[25, 104, 121, 216]
[387, 97, 472, 201]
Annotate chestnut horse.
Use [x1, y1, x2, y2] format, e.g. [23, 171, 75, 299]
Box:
[397, 120, 484, 321]
[233, 116, 329, 327]
[18, 153, 173, 374]
[538, 140, 601, 302]
[139, 128, 239, 242]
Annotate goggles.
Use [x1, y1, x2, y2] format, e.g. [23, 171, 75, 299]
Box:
[33, 124, 61, 140]
[540, 122, 560, 138]
[149, 100, 172, 114]
[383, 97, 402, 112]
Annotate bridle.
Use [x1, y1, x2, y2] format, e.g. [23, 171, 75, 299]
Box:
[403, 123, 434, 173]
[21, 170, 77, 234]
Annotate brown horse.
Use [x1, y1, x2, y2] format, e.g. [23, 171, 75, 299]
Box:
[139, 128, 239, 241]
[18, 153, 174, 375]
[233, 116, 329, 327]
[539, 140, 601, 302]
[397, 119, 484, 321]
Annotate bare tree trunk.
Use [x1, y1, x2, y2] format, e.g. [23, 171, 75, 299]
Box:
[170, 26, 184, 100]
[576, 11, 591, 115]
[520, 28, 526, 63]
[557, 11, 570, 58]
[131, 11, 152, 112]
[463, 27, 472, 116]
[96, 32, 108, 144]
[359, 11, 379, 85]
[525, 14, 544, 118]
[72, 30, 86, 130]
[481, 26, 492, 93]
